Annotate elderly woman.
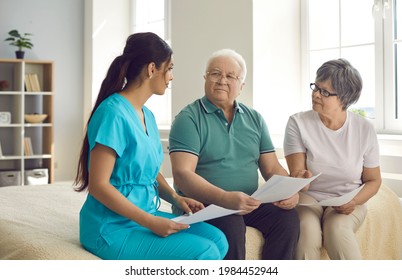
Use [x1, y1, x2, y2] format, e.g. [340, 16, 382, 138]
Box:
[284, 58, 382, 260]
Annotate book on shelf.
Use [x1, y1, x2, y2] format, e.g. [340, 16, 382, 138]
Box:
[24, 74, 32, 91]
[24, 73, 41, 92]
[32, 74, 41, 91]
[24, 137, 33, 156]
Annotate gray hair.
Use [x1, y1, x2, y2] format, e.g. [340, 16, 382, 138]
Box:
[315, 58, 362, 110]
[205, 49, 247, 83]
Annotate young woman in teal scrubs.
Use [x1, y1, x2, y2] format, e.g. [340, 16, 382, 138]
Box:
[74, 32, 228, 260]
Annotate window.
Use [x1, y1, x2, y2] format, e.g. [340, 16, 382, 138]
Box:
[385, 0, 402, 131]
[131, 0, 171, 127]
[303, 0, 402, 133]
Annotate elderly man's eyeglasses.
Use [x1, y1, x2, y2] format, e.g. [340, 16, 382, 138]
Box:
[310, 83, 337, 97]
[206, 70, 241, 84]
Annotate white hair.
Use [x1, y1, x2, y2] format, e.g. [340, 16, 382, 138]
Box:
[205, 49, 247, 82]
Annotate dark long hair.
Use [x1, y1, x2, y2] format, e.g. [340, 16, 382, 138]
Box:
[74, 32, 172, 191]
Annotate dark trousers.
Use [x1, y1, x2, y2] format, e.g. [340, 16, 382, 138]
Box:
[207, 203, 300, 260]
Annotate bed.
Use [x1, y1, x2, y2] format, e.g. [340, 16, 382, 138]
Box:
[1, 182, 401, 260]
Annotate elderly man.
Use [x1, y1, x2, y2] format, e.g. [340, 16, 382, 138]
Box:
[169, 49, 299, 260]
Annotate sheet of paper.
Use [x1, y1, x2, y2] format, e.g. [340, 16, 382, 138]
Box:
[171, 204, 241, 225]
[251, 173, 321, 203]
[171, 173, 321, 224]
[317, 185, 364, 206]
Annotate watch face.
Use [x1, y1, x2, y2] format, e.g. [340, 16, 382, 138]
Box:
[0, 112, 11, 124]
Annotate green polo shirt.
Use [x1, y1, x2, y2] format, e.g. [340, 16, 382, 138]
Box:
[169, 96, 275, 195]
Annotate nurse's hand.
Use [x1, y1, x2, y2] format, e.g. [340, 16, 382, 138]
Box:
[172, 195, 205, 214]
[147, 216, 189, 237]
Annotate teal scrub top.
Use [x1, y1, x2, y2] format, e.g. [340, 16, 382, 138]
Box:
[169, 96, 275, 196]
[79, 93, 163, 248]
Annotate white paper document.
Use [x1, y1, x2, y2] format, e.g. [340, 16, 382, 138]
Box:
[251, 173, 321, 203]
[171, 173, 320, 224]
[315, 185, 364, 206]
[171, 204, 241, 225]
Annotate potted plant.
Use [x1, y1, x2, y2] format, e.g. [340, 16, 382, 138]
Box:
[5, 29, 34, 59]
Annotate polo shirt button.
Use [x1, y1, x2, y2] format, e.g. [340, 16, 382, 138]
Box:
[225, 122, 228, 126]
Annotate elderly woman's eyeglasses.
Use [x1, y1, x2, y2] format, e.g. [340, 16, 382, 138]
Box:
[206, 70, 241, 84]
[310, 83, 337, 97]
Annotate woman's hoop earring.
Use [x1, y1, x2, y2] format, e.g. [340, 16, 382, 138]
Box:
[121, 77, 127, 89]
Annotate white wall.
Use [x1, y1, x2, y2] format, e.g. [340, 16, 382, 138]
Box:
[0, 0, 84, 181]
[253, 0, 301, 138]
[84, 0, 130, 124]
[170, 0, 254, 118]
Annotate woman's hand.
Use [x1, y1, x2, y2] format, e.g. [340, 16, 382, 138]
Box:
[290, 169, 313, 191]
[146, 215, 189, 237]
[173, 195, 205, 214]
[333, 199, 356, 215]
[273, 193, 299, 210]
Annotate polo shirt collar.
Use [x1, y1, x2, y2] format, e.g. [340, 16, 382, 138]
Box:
[200, 96, 244, 114]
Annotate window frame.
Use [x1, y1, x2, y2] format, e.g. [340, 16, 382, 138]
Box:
[383, 0, 402, 133]
[301, 0, 402, 135]
[130, 0, 172, 128]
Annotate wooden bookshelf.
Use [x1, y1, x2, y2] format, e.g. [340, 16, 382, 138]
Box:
[0, 59, 54, 185]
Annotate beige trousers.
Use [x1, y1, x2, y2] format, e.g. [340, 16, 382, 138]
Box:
[295, 192, 367, 260]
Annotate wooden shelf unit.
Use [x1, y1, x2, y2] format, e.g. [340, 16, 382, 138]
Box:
[0, 59, 54, 185]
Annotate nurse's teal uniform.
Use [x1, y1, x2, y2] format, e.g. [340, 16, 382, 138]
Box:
[79, 93, 228, 260]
